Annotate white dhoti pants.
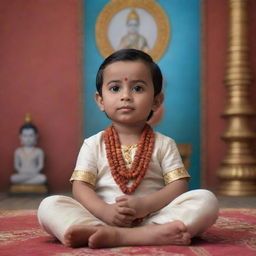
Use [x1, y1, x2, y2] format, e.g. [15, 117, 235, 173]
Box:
[37, 189, 219, 244]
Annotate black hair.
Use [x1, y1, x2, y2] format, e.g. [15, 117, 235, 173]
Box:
[19, 123, 38, 134]
[96, 49, 163, 97]
[96, 49, 163, 120]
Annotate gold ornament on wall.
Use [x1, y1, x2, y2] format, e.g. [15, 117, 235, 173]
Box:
[217, 0, 256, 196]
[95, 0, 171, 61]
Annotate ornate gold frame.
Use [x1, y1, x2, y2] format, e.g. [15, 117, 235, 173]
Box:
[95, 0, 170, 61]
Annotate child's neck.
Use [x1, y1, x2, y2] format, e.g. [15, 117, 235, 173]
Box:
[112, 123, 146, 146]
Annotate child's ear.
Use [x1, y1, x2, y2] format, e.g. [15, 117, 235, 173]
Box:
[152, 92, 164, 111]
[95, 92, 105, 111]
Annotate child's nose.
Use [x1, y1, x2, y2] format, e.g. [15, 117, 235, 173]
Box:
[121, 88, 131, 101]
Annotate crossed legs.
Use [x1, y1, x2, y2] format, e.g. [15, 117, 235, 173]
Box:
[38, 190, 219, 248]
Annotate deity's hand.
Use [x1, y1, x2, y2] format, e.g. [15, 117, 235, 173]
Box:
[115, 195, 149, 219]
[103, 203, 136, 227]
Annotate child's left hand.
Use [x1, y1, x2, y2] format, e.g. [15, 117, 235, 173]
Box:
[116, 195, 149, 219]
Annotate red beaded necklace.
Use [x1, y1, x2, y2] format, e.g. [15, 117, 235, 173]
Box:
[104, 124, 155, 194]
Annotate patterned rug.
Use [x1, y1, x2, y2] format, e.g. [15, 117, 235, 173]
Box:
[0, 208, 256, 256]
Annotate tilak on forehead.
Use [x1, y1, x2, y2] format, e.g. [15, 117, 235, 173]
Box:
[124, 77, 128, 81]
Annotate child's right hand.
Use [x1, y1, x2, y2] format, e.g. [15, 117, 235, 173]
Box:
[102, 203, 136, 227]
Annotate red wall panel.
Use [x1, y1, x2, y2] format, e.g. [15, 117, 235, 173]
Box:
[0, 0, 83, 192]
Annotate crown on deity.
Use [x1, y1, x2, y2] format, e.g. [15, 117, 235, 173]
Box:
[24, 113, 32, 123]
[19, 113, 38, 135]
[127, 8, 140, 22]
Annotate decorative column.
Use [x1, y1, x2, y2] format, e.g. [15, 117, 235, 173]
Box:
[217, 0, 256, 195]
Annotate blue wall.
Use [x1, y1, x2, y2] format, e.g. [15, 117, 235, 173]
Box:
[83, 0, 201, 189]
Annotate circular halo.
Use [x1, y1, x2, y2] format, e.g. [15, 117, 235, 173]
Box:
[95, 0, 171, 61]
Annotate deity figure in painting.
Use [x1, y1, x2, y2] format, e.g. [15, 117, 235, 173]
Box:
[118, 8, 149, 52]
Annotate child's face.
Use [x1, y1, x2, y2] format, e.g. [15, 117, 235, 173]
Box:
[20, 128, 37, 147]
[95, 61, 162, 126]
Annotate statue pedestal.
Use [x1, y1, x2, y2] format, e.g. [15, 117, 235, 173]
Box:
[9, 184, 48, 195]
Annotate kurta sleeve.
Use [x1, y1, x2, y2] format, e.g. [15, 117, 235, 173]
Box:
[160, 137, 191, 185]
[70, 139, 97, 187]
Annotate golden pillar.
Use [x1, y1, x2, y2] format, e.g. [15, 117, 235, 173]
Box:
[217, 0, 256, 195]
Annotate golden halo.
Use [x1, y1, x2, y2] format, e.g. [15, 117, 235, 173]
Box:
[95, 0, 171, 61]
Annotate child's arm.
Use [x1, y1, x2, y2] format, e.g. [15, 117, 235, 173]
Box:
[72, 180, 136, 227]
[116, 178, 188, 218]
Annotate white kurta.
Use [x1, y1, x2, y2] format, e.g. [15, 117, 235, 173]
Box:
[38, 131, 219, 244]
[70, 131, 191, 201]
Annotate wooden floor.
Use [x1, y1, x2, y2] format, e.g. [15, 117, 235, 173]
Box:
[0, 192, 255, 210]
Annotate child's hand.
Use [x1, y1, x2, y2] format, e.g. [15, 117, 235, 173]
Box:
[115, 195, 149, 219]
[102, 203, 136, 227]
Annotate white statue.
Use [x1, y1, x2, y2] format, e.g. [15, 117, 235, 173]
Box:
[118, 8, 149, 52]
[11, 115, 46, 185]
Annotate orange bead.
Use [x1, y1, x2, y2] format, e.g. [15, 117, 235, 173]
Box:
[104, 124, 154, 194]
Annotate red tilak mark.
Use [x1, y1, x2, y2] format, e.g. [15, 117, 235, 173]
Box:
[124, 77, 128, 81]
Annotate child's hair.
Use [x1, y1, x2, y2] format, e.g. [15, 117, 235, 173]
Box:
[96, 49, 163, 97]
[19, 123, 38, 135]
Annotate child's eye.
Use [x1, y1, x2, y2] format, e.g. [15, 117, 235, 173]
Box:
[132, 85, 144, 92]
[109, 85, 120, 92]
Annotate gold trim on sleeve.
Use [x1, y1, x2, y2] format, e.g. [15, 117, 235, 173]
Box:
[70, 170, 97, 187]
[164, 167, 191, 185]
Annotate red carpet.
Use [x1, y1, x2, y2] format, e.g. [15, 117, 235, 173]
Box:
[0, 208, 256, 256]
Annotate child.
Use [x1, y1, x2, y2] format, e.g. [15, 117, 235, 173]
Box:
[38, 49, 219, 249]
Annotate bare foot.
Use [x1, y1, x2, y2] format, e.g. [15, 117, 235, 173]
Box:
[64, 225, 99, 247]
[89, 220, 191, 248]
[88, 226, 120, 249]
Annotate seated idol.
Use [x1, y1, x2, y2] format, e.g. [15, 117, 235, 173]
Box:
[11, 119, 46, 185]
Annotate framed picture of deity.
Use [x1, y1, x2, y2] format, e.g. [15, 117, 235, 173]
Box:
[95, 0, 171, 61]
